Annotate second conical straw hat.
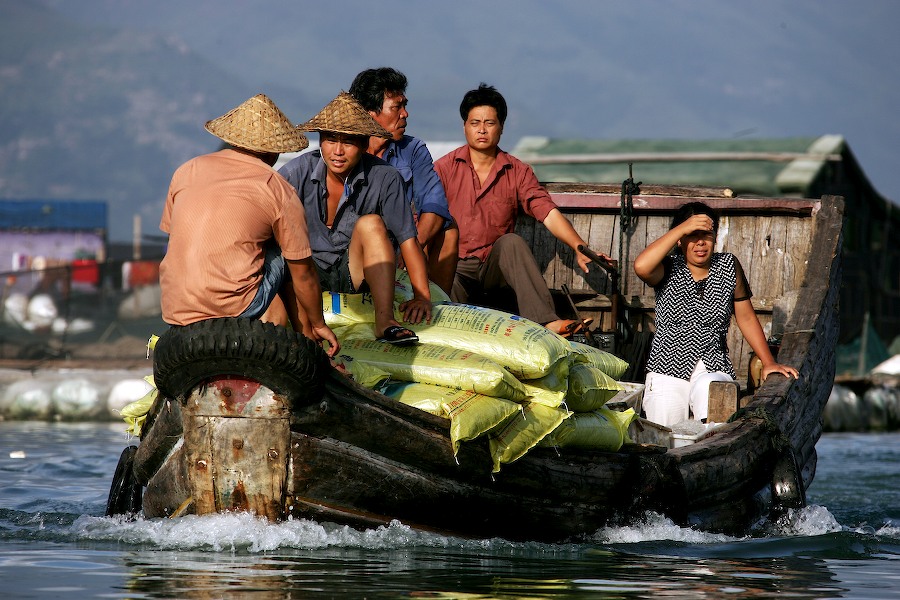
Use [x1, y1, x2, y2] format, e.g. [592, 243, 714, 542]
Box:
[205, 94, 309, 153]
[298, 92, 391, 139]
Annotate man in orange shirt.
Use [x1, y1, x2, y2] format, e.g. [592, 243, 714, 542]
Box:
[159, 94, 339, 356]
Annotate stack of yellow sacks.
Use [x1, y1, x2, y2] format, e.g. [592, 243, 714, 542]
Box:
[329, 271, 637, 472]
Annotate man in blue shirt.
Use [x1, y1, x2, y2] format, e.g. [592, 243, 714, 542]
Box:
[279, 92, 432, 345]
[349, 67, 457, 294]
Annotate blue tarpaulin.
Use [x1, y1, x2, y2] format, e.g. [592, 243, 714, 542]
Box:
[0, 199, 107, 231]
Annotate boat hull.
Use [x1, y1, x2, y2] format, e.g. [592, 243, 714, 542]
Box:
[126, 192, 843, 541]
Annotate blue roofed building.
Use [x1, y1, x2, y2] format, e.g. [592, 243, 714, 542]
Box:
[0, 199, 108, 293]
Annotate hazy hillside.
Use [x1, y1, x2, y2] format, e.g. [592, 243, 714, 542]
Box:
[0, 2, 253, 240]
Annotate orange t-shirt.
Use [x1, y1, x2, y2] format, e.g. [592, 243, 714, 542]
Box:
[159, 149, 311, 325]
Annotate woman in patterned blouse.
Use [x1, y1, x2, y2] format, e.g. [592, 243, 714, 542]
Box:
[634, 202, 799, 427]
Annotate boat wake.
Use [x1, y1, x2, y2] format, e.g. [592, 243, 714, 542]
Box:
[73, 512, 520, 552]
[68, 503, 899, 555]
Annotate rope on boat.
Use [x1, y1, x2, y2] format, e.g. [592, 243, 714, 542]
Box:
[617, 163, 641, 295]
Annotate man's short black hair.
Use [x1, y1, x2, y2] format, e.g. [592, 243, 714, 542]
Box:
[349, 67, 408, 113]
[459, 83, 507, 126]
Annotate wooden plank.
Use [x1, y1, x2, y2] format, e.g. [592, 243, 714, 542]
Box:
[784, 215, 813, 292]
[721, 215, 757, 376]
[640, 215, 673, 297]
[183, 414, 218, 516]
[707, 381, 741, 423]
[582, 211, 617, 296]
[620, 216, 648, 299]
[569, 212, 594, 290]
[543, 189, 819, 215]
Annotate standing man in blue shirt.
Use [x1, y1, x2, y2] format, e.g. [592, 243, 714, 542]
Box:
[279, 92, 432, 346]
[349, 67, 458, 294]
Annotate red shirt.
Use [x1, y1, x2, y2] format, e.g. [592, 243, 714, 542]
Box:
[434, 146, 558, 261]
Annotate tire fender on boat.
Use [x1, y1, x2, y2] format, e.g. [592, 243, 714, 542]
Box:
[152, 317, 330, 403]
[105, 445, 143, 517]
[771, 447, 806, 512]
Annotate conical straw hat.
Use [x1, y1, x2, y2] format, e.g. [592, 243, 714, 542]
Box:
[298, 91, 391, 139]
[205, 94, 309, 153]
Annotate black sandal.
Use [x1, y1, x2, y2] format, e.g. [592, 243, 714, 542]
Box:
[376, 325, 420, 346]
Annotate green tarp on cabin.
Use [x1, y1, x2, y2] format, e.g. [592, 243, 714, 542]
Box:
[512, 135, 845, 197]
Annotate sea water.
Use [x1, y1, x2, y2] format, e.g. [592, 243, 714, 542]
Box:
[1, 422, 898, 599]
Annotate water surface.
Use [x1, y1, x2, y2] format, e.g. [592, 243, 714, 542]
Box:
[1, 423, 897, 598]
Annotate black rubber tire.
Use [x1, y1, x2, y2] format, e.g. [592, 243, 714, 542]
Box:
[105, 445, 143, 517]
[152, 317, 329, 404]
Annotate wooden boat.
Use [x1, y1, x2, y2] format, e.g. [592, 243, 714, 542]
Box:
[105, 186, 844, 542]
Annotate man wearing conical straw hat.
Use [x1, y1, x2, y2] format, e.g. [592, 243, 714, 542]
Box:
[279, 92, 431, 345]
[159, 93, 339, 356]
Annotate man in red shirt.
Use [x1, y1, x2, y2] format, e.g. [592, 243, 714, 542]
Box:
[160, 94, 339, 356]
[434, 84, 606, 335]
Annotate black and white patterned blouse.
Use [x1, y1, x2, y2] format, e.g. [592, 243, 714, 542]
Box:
[646, 252, 751, 380]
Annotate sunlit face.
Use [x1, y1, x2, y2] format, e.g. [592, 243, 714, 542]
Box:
[463, 105, 503, 152]
[370, 92, 408, 141]
[680, 229, 716, 269]
[319, 131, 367, 179]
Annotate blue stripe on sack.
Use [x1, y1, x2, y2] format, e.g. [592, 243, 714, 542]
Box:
[331, 292, 341, 314]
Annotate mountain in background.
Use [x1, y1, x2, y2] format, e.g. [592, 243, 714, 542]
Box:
[0, 2, 259, 242]
[2, 0, 898, 242]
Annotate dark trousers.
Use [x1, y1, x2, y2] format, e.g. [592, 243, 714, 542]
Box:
[451, 233, 559, 324]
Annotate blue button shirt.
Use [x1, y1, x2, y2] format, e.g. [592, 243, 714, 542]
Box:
[382, 135, 453, 225]
[278, 151, 418, 270]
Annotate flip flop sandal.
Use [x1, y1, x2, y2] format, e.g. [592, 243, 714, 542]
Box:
[557, 318, 595, 338]
[376, 325, 420, 346]
[554, 321, 581, 338]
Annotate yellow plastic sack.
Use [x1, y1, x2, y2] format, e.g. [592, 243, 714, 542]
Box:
[569, 340, 629, 380]
[379, 381, 446, 416]
[488, 402, 571, 472]
[404, 303, 571, 380]
[323, 291, 377, 328]
[520, 356, 570, 408]
[120, 375, 157, 437]
[442, 389, 521, 455]
[565, 362, 623, 412]
[345, 360, 392, 389]
[380, 381, 520, 454]
[323, 270, 450, 328]
[337, 339, 528, 402]
[330, 322, 376, 346]
[542, 407, 637, 451]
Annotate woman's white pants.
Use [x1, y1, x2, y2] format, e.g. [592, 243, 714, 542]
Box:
[642, 360, 733, 427]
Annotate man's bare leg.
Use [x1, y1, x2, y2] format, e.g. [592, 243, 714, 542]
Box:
[259, 295, 289, 327]
[349, 214, 402, 338]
